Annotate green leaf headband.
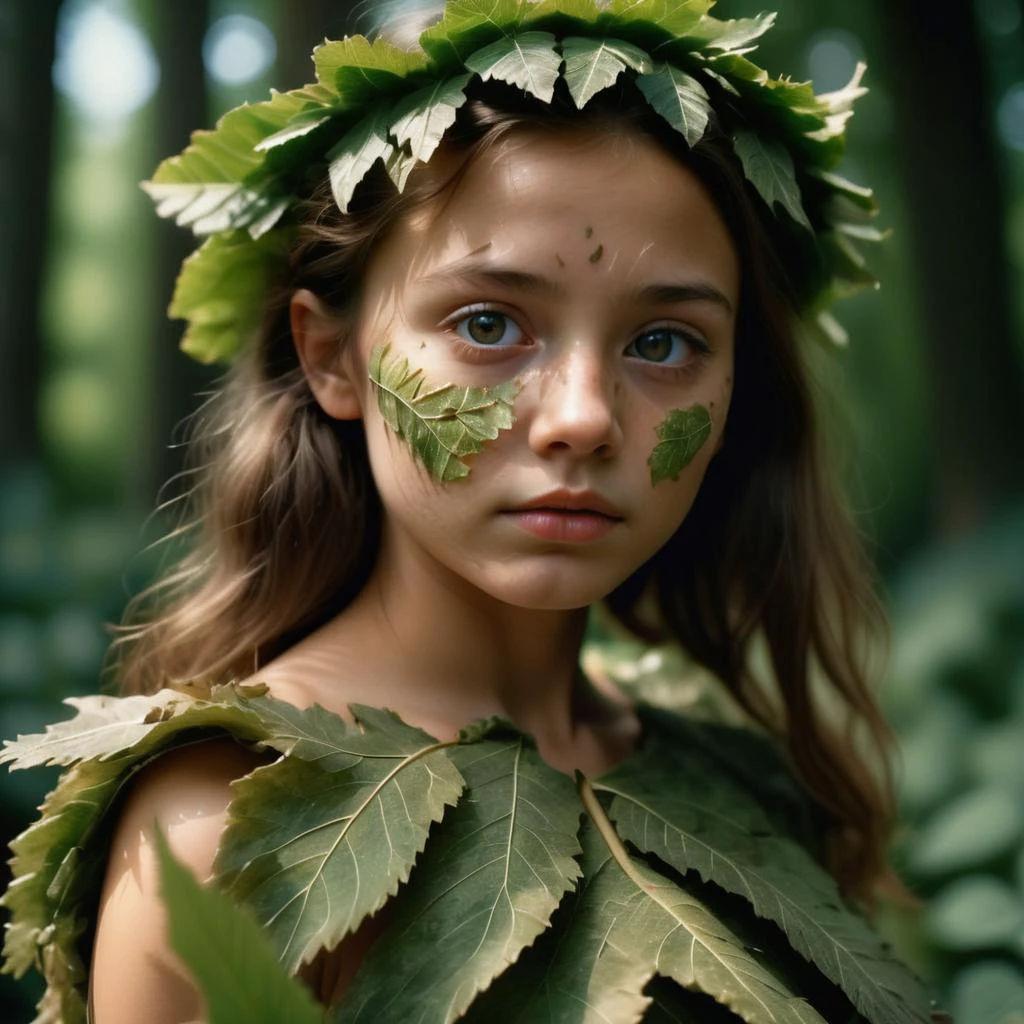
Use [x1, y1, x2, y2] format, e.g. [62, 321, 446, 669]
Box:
[144, 0, 883, 365]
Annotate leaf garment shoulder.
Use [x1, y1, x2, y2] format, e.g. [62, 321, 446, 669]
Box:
[0, 683, 938, 1024]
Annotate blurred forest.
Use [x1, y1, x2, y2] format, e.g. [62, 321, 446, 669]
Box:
[1, 0, 1023, 1020]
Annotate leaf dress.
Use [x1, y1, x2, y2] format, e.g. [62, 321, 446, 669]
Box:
[1, 682, 936, 1024]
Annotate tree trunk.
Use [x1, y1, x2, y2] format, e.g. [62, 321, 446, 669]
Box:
[146, 0, 216, 505]
[0, 0, 61, 465]
[871, 0, 1024, 537]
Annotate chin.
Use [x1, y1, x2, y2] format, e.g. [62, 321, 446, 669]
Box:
[474, 562, 630, 613]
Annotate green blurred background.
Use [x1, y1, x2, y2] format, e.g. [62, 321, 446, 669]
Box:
[1, 0, 1023, 1020]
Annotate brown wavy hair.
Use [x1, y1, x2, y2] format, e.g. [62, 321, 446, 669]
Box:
[113, 77, 898, 904]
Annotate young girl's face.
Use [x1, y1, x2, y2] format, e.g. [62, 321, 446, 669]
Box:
[324, 129, 738, 611]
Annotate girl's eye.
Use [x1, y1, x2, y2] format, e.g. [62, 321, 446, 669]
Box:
[625, 328, 700, 365]
[454, 311, 524, 347]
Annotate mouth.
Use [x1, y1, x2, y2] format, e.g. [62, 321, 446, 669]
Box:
[510, 490, 624, 519]
[503, 491, 623, 543]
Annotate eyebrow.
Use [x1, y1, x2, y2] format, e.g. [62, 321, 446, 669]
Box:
[419, 257, 734, 314]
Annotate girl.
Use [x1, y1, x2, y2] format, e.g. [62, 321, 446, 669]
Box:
[3, 1, 938, 1021]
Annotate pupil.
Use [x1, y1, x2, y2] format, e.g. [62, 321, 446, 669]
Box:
[637, 331, 672, 362]
[468, 313, 505, 345]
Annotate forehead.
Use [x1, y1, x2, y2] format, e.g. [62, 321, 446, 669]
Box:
[366, 129, 740, 301]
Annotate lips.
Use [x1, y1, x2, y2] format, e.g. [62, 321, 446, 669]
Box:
[504, 490, 623, 543]
[510, 490, 624, 519]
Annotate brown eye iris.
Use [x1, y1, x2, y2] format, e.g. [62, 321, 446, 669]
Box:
[632, 330, 676, 363]
[466, 313, 508, 345]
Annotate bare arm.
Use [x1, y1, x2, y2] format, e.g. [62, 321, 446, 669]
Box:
[90, 739, 263, 1024]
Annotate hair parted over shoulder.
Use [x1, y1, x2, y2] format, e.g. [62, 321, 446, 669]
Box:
[114, 5, 899, 905]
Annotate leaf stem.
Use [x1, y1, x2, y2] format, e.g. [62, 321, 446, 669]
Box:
[578, 775, 651, 890]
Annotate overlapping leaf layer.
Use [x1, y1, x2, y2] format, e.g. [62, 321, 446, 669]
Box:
[1, 687, 932, 1023]
[143, 0, 882, 363]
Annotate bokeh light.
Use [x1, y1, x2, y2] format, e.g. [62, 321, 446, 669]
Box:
[997, 82, 1024, 152]
[977, 0, 1023, 36]
[52, 1, 159, 123]
[805, 28, 864, 94]
[203, 14, 276, 86]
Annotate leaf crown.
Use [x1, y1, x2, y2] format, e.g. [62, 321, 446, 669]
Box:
[144, 0, 883, 365]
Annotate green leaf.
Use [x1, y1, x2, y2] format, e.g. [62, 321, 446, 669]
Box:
[2, 759, 123, 982]
[0, 687, 269, 770]
[253, 113, 333, 153]
[605, 0, 711, 37]
[327, 107, 396, 213]
[215, 707, 463, 972]
[732, 129, 812, 230]
[688, 12, 777, 53]
[141, 181, 287, 237]
[420, 0, 533, 65]
[598, 736, 935, 1024]
[925, 876, 1024, 952]
[648, 405, 712, 485]
[637, 64, 711, 148]
[385, 147, 419, 191]
[369, 343, 520, 482]
[561, 36, 653, 108]
[146, 84, 337, 189]
[509, 811, 827, 1024]
[390, 73, 473, 166]
[154, 830, 323, 1024]
[313, 36, 427, 98]
[949, 961, 1024, 1024]
[337, 737, 583, 1023]
[465, 32, 562, 103]
[704, 51, 768, 86]
[169, 229, 293, 364]
[910, 786, 1024, 876]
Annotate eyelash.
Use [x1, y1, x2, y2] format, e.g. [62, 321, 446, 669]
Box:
[624, 325, 711, 379]
[442, 305, 710, 373]
[443, 305, 531, 361]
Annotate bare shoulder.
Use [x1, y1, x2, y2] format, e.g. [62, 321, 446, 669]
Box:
[90, 738, 265, 1024]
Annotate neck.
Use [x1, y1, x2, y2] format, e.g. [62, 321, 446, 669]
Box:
[274, 531, 596, 753]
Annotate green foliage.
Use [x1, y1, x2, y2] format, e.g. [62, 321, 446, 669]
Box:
[882, 509, 1024, 1023]
[531, 806, 829, 1024]
[169, 229, 293, 364]
[600, 728, 932, 1024]
[327, 108, 396, 213]
[215, 706, 464, 972]
[154, 830, 324, 1024]
[337, 734, 583, 1021]
[647, 405, 712, 485]
[144, 0, 882, 364]
[636, 64, 711, 148]
[561, 36, 652, 107]
[313, 36, 428, 99]
[369, 343, 521, 482]
[391, 74, 474, 166]
[732, 130, 811, 230]
[2, 686, 933, 1023]
[464, 31, 563, 103]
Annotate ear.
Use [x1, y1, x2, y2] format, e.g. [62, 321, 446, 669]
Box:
[290, 289, 362, 420]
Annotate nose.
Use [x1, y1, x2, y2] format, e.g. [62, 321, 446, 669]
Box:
[527, 346, 623, 459]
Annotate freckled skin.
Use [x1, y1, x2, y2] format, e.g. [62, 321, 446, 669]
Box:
[331, 130, 739, 611]
[589, 244, 603, 264]
[584, 225, 593, 238]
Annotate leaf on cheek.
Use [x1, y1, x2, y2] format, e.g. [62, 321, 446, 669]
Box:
[369, 343, 521, 482]
[647, 405, 713, 485]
